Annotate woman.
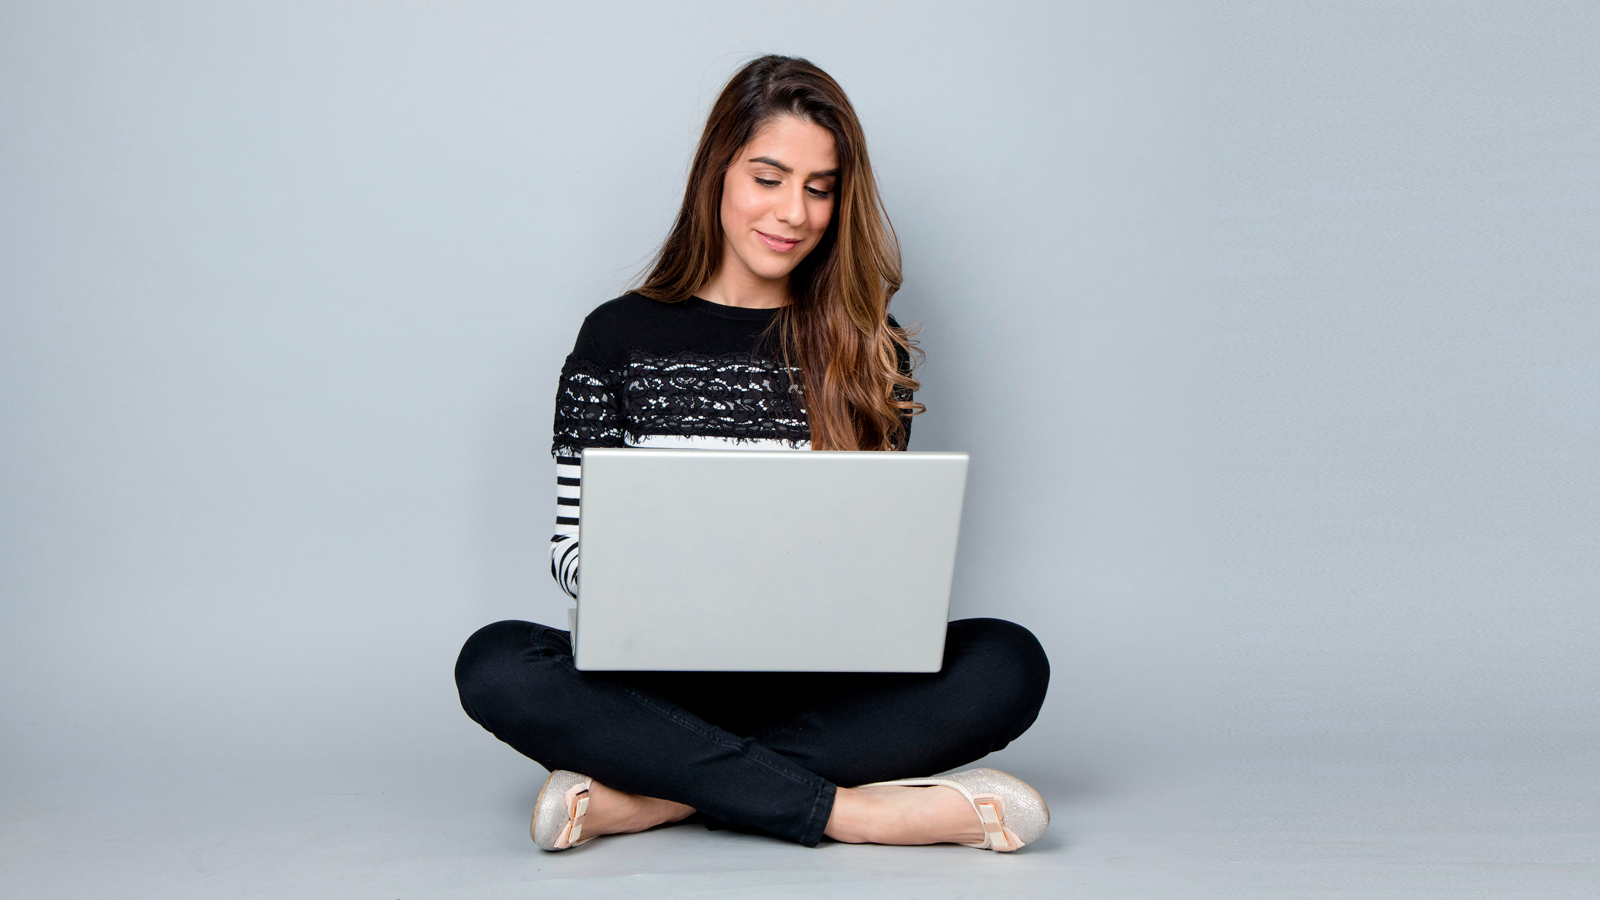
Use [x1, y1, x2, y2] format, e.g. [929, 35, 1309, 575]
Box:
[455, 55, 1051, 852]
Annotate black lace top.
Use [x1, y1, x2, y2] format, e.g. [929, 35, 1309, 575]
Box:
[552, 295, 811, 456]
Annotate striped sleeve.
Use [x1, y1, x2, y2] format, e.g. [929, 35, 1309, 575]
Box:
[548, 319, 624, 600]
[549, 453, 583, 599]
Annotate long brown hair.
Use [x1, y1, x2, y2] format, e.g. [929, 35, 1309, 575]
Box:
[634, 55, 921, 450]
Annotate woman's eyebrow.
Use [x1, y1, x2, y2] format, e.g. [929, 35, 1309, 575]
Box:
[748, 155, 793, 173]
[748, 156, 839, 179]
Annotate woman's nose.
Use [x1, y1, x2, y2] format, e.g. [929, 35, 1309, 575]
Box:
[775, 186, 807, 227]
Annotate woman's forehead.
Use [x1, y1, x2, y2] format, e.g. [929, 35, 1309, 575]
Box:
[744, 115, 838, 173]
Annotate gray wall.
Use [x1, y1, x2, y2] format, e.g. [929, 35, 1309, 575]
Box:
[1, 1, 1592, 784]
[1203, 3, 1597, 761]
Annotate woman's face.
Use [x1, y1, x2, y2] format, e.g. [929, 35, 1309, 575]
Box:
[719, 115, 839, 286]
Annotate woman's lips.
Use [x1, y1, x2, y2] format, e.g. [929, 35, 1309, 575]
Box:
[756, 230, 802, 252]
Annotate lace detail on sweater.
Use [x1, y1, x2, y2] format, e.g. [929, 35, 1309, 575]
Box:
[552, 357, 627, 455]
[552, 350, 810, 456]
[625, 350, 809, 445]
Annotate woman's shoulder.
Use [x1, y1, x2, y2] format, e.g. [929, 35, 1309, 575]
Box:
[584, 291, 666, 321]
[579, 292, 676, 335]
[568, 292, 683, 366]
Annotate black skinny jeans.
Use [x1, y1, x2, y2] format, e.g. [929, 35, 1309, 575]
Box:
[454, 617, 1049, 847]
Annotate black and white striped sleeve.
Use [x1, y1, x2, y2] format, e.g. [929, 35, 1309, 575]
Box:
[549, 353, 625, 600]
[550, 453, 583, 599]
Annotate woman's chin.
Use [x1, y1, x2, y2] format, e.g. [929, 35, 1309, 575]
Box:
[759, 267, 802, 283]
[727, 244, 806, 281]
[736, 260, 803, 285]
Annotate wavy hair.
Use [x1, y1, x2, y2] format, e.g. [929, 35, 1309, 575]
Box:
[634, 55, 921, 451]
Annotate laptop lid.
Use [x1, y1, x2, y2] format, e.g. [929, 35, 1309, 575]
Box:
[573, 448, 969, 672]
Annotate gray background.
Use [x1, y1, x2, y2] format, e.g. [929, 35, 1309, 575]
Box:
[2, 2, 1594, 897]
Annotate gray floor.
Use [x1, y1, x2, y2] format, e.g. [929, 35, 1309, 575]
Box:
[3, 752, 1593, 899]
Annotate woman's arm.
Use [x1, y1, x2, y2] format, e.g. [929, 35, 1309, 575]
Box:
[549, 453, 583, 599]
[548, 326, 625, 600]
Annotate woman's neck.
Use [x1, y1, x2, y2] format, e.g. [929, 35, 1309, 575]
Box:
[697, 262, 790, 309]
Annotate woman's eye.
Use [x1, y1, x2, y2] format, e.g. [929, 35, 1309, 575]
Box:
[806, 186, 832, 199]
[755, 177, 781, 187]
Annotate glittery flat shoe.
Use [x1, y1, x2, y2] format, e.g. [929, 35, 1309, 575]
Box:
[861, 767, 1049, 851]
[530, 770, 595, 851]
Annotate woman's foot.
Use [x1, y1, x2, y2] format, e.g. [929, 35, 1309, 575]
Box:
[571, 779, 696, 839]
[823, 783, 989, 846]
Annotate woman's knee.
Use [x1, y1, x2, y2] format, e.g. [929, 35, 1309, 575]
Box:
[454, 620, 536, 724]
[947, 618, 1051, 733]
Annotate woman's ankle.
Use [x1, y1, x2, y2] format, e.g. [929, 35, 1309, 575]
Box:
[635, 795, 696, 831]
[824, 785, 986, 846]
[822, 787, 868, 843]
[825, 786, 905, 844]
[582, 781, 694, 837]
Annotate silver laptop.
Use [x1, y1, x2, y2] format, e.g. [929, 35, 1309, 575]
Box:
[571, 448, 968, 672]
